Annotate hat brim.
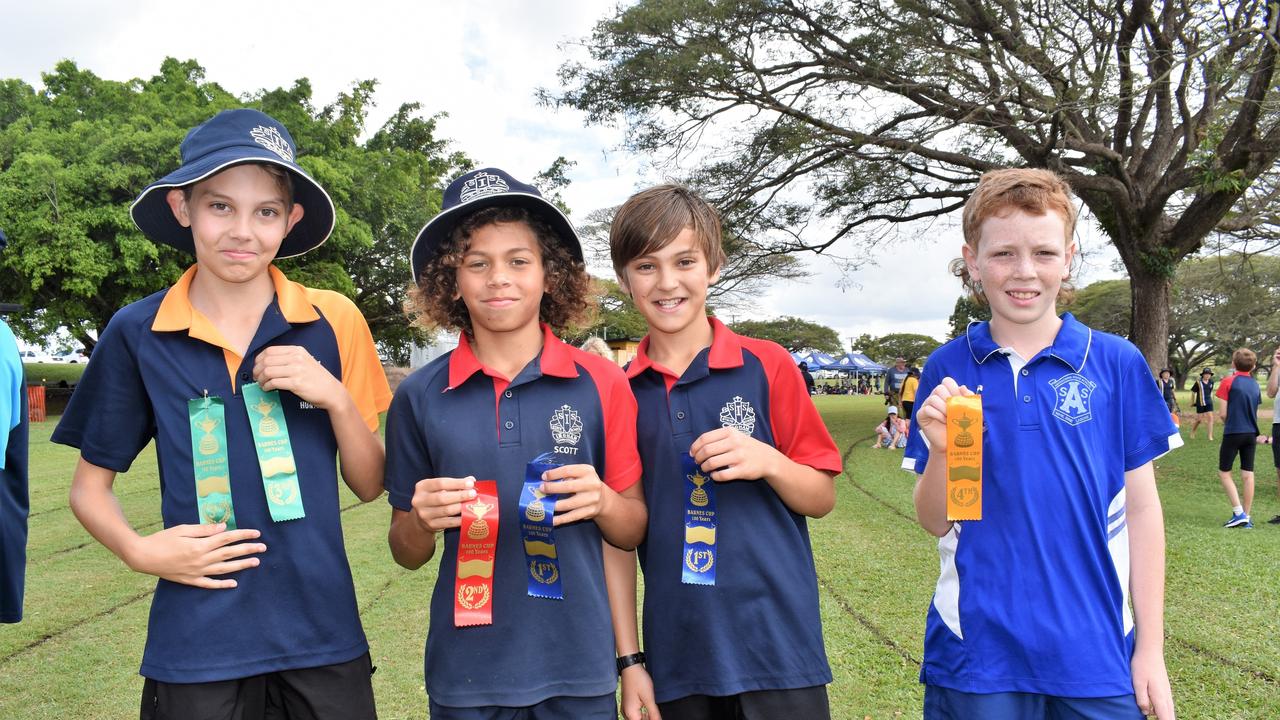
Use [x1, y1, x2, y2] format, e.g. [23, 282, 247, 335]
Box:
[130, 150, 335, 259]
[410, 192, 583, 282]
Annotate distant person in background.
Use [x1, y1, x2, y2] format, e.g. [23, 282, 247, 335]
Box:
[799, 361, 816, 395]
[887, 357, 908, 406]
[1188, 368, 1215, 441]
[1157, 368, 1177, 414]
[900, 367, 920, 432]
[1266, 347, 1280, 525]
[580, 336, 615, 362]
[1, 228, 30, 625]
[872, 406, 906, 449]
[1216, 348, 1262, 528]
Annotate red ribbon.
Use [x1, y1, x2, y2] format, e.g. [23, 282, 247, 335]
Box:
[455, 480, 499, 627]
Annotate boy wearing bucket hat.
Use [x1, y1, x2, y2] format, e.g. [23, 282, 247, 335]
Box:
[1, 228, 31, 626]
[384, 168, 646, 718]
[52, 109, 391, 719]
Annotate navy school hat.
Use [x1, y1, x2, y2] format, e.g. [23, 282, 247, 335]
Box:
[129, 108, 335, 258]
[410, 167, 583, 282]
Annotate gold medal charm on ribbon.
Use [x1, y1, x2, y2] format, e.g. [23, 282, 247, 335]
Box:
[456, 480, 499, 627]
[681, 452, 717, 585]
[241, 382, 305, 522]
[946, 394, 983, 521]
[520, 453, 564, 600]
[188, 395, 236, 529]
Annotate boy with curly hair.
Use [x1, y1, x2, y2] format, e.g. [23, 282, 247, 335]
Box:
[385, 168, 646, 719]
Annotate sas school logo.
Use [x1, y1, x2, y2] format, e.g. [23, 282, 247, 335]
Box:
[549, 404, 583, 456]
[459, 171, 509, 203]
[1049, 373, 1096, 426]
[719, 396, 756, 435]
[249, 125, 294, 162]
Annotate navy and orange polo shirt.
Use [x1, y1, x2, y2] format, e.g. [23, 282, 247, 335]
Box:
[52, 265, 392, 682]
[1, 319, 28, 624]
[384, 323, 641, 708]
[627, 318, 842, 703]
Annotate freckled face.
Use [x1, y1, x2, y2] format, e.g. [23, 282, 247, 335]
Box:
[964, 209, 1074, 328]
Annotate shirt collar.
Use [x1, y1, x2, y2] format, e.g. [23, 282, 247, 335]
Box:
[151, 264, 320, 333]
[447, 323, 578, 390]
[965, 312, 1092, 372]
[626, 316, 744, 380]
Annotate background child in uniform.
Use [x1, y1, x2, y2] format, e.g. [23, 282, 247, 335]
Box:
[607, 185, 842, 720]
[384, 168, 646, 720]
[1, 228, 30, 626]
[872, 407, 907, 449]
[1214, 348, 1262, 529]
[906, 168, 1177, 720]
[52, 109, 390, 720]
[1188, 368, 1215, 440]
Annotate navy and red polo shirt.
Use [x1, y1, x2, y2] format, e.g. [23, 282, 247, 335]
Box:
[1215, 371, 1261, 436]
[52, 265, 392, 682]
[383, 323, 641, 708]
[627, 318, 842, 702]
[903, 314, 1180, 697]
[1, 319, 28, 624]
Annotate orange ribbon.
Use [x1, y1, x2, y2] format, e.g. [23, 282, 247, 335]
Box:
[946, 395, 983, 521]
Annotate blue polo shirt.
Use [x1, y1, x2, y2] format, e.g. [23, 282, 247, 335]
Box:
[627, 318, 842, 703]
[1, 319, 28, 624]
[1215, 372, 1260, 435]
[902, 313, 1180, 697]
[52, 265, 392, 682]
[384, 324, 642, 708]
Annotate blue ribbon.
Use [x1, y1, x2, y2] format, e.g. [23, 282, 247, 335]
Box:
[519, 451, 564, 600]
[681, 452, 717, 585]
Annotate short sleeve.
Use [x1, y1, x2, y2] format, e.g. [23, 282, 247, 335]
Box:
[50, 310, 155, 472]
[309, 290, 392, 432]
[1215, 374, 1234, 402]
[580, 359, 642, 493]
[759, 344, 841, 475]
[903, 358, 943, 474]
[383, 383, 433, 511]
[1120, 348, 1181, 470]
[0, 322, 21, 468]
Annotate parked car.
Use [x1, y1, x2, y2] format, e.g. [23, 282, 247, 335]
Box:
[18, 349, 55, 364]
[51, 351, 89, 364]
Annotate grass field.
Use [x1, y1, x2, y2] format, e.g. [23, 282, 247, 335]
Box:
[20, 362, 87, 386]
[2, 394, 1278, 719]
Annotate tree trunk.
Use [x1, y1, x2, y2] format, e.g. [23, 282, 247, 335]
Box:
[1128, 267, 1171, 375]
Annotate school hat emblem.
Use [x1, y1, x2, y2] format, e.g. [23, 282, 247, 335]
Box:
[249, 125, 294, 162]
[719, 396, 756, 435]
[1049, 372, 1096, 426]
[459, 171, 510, 203]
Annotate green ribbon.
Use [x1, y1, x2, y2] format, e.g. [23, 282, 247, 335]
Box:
[188, 395, 237, 529]
[241, 382, 305, 522]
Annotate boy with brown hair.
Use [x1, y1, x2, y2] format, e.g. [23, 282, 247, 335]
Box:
[607, 184, 842, 720]
[1215, 347, 1262, 528]
[907, 168, 1177, 719]
[52, 108, 391, 719]
[384, 168, 646, 719]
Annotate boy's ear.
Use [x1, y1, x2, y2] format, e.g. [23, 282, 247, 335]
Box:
[1062, 241, 1077, 279]
[709, 264, 722, 286]
[285, 203, 305, 234]
[616, 272, 632, 298]
[961, 243, 979, 278]
[165, 189, 192, 228]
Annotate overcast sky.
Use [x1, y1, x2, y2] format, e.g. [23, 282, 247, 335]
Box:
[3, 0, 1122, 348]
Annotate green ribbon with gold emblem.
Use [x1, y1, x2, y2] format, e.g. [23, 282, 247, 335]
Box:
[241, 382, 305, 522]
[188, 395, 237, 529]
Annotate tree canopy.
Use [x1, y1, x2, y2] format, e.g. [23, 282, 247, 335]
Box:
[0, 58, 469, 363]
[551, 0, 1280, 370]
[855, 332, 942, 366]
[729, 316, 842, 353]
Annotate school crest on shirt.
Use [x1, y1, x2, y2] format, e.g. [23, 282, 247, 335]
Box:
[719, 395, 756, 435]
[549, 404, 582, 455]
[1049, 373, 1096, 426]
[249, 125, 294, 162]
[459, 171, 509, 203]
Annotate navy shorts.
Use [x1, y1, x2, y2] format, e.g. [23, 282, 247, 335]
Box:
[658, 685, 830, 720]
[428, 693, 615, 720]
[140, 652, 376, 720]
[1219, 432, 1257, 473]
[923, 685, 1143, 720]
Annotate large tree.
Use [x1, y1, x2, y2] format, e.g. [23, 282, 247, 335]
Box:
[0, 59, 467, 363]
[551, 0, 1280, 371]
[730, 316, 842, 353]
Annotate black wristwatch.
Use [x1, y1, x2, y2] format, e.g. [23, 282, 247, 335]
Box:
[616, 651, 646, 674]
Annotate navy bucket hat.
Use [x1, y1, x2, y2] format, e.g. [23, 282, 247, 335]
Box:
[410, 167, 583, 282]
[129, 108, 335, 258]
